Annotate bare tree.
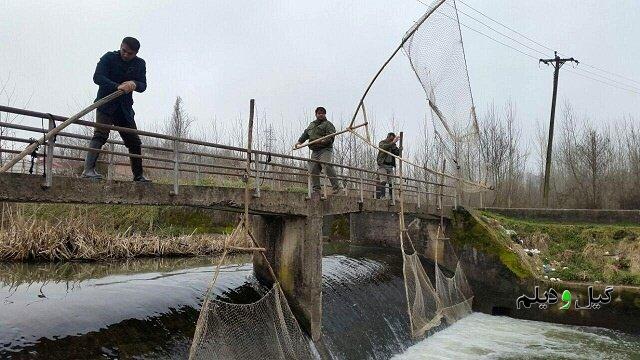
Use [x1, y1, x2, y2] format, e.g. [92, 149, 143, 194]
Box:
[166, 96, 194, 140]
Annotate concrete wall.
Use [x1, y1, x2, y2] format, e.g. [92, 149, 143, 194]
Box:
[453, 208, 640, 334]
[252, 211, 323, 341]
[483, 207, 640, 224]
[349, 212, 444, 257]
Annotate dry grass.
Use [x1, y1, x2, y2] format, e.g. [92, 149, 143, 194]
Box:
[0, 205, 246, 261]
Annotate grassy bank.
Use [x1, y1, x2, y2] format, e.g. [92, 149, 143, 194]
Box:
[481, 210, 640, 286]
[0, 203, 240, 261]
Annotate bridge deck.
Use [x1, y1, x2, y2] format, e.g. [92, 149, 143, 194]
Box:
[0, 173, 449, 218]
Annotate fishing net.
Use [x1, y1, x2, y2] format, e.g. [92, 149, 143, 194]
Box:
[189, 220, 315, 360]
[401, 230, 473, 338]
[402, 247, 444, 337]
[435, 261, 474, 324]
[402, 0, 487, 188]
[189, 282, 315, 360]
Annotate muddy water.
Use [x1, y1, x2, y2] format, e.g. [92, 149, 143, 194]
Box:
[1, 247, 639, 359]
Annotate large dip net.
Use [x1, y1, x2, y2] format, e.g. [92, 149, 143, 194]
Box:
[390, 0, 478, 338]
[403, 0, 487, 189]
[189, 101, 315, 360]
[189, 221, 316, 360]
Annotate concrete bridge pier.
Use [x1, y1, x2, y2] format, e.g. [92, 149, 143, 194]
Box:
[251, 204, 323, 341]
[349, 212, 441, 255]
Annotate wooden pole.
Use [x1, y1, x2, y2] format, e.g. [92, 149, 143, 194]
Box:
[0, 90, 123, 173]
[293, 122, 367, 151]
[244, 99, 255, 235]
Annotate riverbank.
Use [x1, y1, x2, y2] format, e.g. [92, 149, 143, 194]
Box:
[480, 210, 640, 286]
[0, 203, 238, 261]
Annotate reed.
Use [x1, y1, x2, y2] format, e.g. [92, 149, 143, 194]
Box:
[0, 204, 244, 261]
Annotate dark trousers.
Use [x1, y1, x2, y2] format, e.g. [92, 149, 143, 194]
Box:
[89, 111, 143, 177]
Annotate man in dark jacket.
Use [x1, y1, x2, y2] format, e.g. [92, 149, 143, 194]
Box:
[376, 132, 400, 199]
[295, 107, 343, 195]
[82, 37, 150, 182]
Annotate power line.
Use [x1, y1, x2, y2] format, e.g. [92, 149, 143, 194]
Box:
[454, 0, 640, 87]
[456, 0, 554, 53]
[445, 1, 549, 58]
[564, 68, 640, 95]
[413, 0, 640, 95]
[413, 0, 540, 60]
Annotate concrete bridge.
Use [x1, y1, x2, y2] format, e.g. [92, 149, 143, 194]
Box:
[0, 103, 459, 341]
[0, 171, 452, 340]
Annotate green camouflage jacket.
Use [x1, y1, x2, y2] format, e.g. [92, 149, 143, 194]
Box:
[297, 119, 337, 150]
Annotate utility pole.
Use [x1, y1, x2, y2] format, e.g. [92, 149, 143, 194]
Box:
[539, 51, 578, 207]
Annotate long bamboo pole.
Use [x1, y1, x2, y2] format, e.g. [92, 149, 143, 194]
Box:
[293, 122, 367, 150]
[347, 0, 446, 128]
[0, 90, 124, 173]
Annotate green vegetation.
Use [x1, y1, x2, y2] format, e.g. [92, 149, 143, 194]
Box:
[9, 203, 234, 236]
[452, 208, 535, 279]
[329, 215, 350, 240]
[480, 211, 640, 286]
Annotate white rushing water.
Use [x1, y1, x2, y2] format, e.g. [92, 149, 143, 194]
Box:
[394, 313, 640, 360]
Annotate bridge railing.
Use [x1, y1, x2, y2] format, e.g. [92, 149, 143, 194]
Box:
[0, 105, 457, 208]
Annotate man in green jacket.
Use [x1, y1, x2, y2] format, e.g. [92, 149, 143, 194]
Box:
[295, 107, 343, 195]
[376, 132, 401, 199]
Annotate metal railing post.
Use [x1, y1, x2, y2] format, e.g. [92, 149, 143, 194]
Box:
[391, 174, 396, 205]
[172, 139, 179, 195]
[480, 191, 484, 208]
[323, 174, 328, 199]
[253, 153, 261, 198]
[359, 170, 364, 203]
[107, 142, 114, 180]
[372, 173, 377, 199]
[196, 154, 202, 185]
[417, 181, 421, 209]
[306, 149, 312, 199]
[454, 188, 458, 209]
[43, 117, 55, 188]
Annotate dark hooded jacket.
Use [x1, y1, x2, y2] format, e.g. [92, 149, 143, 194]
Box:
[93, 50, 147, 124]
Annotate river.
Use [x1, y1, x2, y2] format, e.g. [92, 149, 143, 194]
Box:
[1, 246, 638, 359]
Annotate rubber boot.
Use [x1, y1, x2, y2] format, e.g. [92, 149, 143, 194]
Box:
[82, 139, 104, 179]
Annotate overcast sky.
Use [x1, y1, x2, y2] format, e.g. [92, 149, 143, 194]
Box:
[2, 0, 639, 155]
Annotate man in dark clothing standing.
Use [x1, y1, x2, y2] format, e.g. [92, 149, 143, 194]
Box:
[295, 107, 343, 195]
[376, 132, 401, 199]
[82, 36, 150, 182]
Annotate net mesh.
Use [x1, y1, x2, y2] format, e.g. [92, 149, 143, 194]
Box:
[402, 250, 443, 337]
[189, 220, 315, 360]
[435, 261, 474, 324]
[401, 227, 473, 338]
[189, 282, 315, 360]
[403, 0, 487, 188]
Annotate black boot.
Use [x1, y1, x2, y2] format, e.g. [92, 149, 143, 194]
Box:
[376, 182, 386, 199]
[131, 158, 151, 182]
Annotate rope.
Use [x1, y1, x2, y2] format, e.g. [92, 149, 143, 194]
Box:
[27, 138, 39, 175]
[347, 128, 488, 190]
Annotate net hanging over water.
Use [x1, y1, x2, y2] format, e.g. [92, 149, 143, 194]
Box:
[189, 282, 315, 360]
[401, 230, 474, 338]
[189, 221, 315, 360]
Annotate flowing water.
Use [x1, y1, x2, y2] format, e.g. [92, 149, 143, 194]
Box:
[0, 246, 638, 359]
